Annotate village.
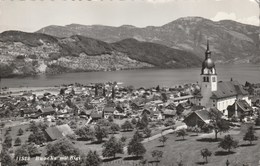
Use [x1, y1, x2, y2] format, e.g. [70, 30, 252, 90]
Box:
[1, 44, 260, 166]
[0, 78, 260, 166]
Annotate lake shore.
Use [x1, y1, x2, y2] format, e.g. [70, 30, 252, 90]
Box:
[0, 86, 60, 97]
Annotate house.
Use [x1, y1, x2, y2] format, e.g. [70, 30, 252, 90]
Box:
[113, 110, 127, 119]
[227, 99, 253, 120]
[183, 109, 211, 128]
[45, 124, 74, 141]
[79, 109, 92, 119]
[90, 111, 103, 122]
[38, 107, 55, 117]
[45, 127, 63, 141]
[103, 106, 115, 119]
[162, 109, 176, 119]
[20, 107, 37, 117]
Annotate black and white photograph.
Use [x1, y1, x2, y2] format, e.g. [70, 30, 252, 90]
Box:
[0, 0, 260, 165]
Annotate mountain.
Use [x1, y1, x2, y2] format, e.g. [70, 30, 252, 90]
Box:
[0, 31, 201, 78]
[37, 17, 260, 64]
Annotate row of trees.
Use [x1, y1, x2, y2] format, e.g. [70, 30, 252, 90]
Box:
[200, 126, 258, 164]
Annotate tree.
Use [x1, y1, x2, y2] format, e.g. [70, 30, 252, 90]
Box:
[139, 158, 147, 166]
[127, 131, 146, 157]
[131, 118, 137, 125]
[27, 144, 41, 157]
[243, 126, 258, 145]
[85, 150, 102, 166]
[96, 119, 111, 127]
[28, 131, 46, 145]
[102, 136, 124, 159]
[121, 120, 133, 131]
[14, 137, 22, 146]
[164, 118, 175, 127]
[200, 148, 212, 163]
[0, 150, 16, 166]
[18, 128, 24, 136]
[219, 135, 238, 153]
[151, 150, 163, 165]
[15, 145, 30, 165]
[143, 127, 151, 138]
[60, 88, 66, 95]
[45, 138, 84, 166]
[56, 119, 65, 126]
[112, 86, 115, 99]
[120, 136, 127, 143]
[108, 115, 114, 122]
[29, 121, 39, 133]
[209, 110, 230, 140]
[156, 85, 160, 92]
[159, 135, 168, 147]
[3, 135, 12, 149]
[68, 120, 77, 129]
[176, 129, 187, 140]
[193, 126, 201, 136]
[110, 123, 120, 134]
[255, 116, 260, 126]
[95, 84, 98, 97]
[102, 87, 106, 97]
[95, 125, 108, 143]
[137, 113, 149, 130]
[75, 126, 95, 141]
[71, 88, 75, 95]
[161, 93, 168, 102]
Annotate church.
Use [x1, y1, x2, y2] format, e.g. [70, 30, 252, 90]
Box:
[194, 41, 251, 116]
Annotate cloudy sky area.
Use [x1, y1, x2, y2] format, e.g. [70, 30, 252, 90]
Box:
[0, 0, 259, 33]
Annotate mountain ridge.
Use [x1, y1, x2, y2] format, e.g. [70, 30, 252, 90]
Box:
[0, 30, 201, 78]
[37, 17, 260, 64]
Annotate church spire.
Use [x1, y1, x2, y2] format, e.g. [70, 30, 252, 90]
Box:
[207, 39, 209, 51]
[205, 39, 211, 59]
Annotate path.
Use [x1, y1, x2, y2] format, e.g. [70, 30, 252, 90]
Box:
[123, 123, 187, 153]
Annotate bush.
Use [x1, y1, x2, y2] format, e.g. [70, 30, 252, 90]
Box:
[14, 137, 22, 146]
[201, 124, 212, 133]
[231, 116, 239, 122]
[164, 118, 175, 127]
[16, 55, 25, 60]
[255, 117, 260, 126]
[18, 128, 24, 136]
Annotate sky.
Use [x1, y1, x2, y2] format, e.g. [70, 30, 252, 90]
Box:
[0, 0, 259, 33]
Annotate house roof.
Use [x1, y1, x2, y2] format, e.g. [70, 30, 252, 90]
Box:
[195, 109, 211, 122]
[211, 81, 248, 99]
[40, 107, 55, 113]
[191, 105, 205, 112]
[45, 124, 74, 141]
[45, 127, 64, 140]
[90, 111, 103, 119]
[236, 99, 253, 112]
[165, 103, 176, 110]
[80, 109, 92, 115]
[103, 107, 115, 113]
[163, 109, 176, 116]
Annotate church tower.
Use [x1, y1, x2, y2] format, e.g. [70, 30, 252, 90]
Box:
[200, 40, 217, 107]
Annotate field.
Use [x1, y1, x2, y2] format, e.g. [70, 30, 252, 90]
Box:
[142, 124, 260, 166]
[2, 120, 260, 166]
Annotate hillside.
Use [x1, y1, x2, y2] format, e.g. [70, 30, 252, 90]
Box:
[0, 31, 201, 78]
[37, 17, 260, 64]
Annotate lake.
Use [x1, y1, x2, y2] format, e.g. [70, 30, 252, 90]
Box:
[1, 64, 260, 88]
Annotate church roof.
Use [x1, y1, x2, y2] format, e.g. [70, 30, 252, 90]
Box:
[211, 81, 248, 99]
